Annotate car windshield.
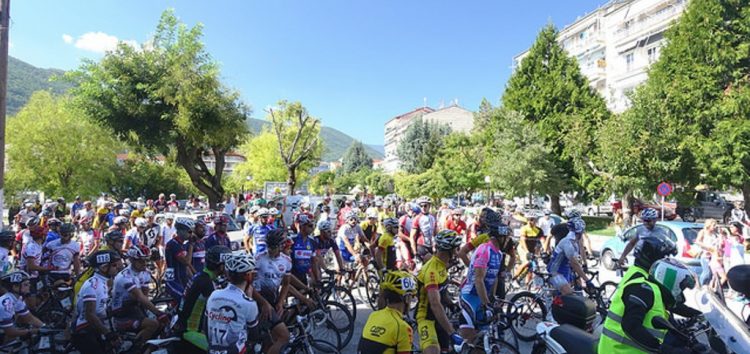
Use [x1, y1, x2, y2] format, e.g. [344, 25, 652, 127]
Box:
[682, 227, 701, 244]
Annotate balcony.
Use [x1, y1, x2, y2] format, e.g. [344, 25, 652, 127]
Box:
[614, 2, 685, 42]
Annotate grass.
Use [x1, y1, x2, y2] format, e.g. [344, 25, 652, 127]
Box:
[582, 215, 616, 237]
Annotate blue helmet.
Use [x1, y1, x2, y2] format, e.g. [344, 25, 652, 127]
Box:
[567, 218, 586, 234]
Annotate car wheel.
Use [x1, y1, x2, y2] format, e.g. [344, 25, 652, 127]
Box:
[601, 249, 616, 271]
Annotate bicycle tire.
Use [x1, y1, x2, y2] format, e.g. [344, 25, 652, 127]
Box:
[321, 300, 354, 348]
[322, 286, 357, 323]
[364, 273, 380, 311]
[308, 318, 342, 350]
[510, 291, 547, 342]
[285, 338, 340, 354]
[460, 338, 520, 354]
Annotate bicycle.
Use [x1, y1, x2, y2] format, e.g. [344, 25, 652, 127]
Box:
[282, 311, 341, 354]
[455, 299, 521, 354]
[0, 327, 67, 354]
[32, 278, 75, 329]
[509, 270, 555, 341]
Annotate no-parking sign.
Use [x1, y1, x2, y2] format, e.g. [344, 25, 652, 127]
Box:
[657, 182, 673, 197]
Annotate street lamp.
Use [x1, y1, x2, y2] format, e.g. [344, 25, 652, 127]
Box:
[484, 176, 491, 205]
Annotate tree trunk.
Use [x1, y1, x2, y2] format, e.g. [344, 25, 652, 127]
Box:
[622, 190, 634, 228]
[550, 194, 562, 215]
[287, 167, 297, 196]
[743, 182, 750, 209]
[175, 143, 225, 209]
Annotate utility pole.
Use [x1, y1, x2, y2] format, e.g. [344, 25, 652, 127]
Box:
[0, 0, 10, 228]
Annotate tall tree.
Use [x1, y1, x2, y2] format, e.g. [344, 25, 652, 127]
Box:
[503, 24, 610, 213]
[396, 118, 452, 174]
[6, 91, 120, 199]
[267, 100, 323, 194]
[341, 140, 372, 174]
[69, 10, 249, 207]
[429, 132, 486, 198]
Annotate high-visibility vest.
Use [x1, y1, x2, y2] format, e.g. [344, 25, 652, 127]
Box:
[598, 276, 667, 353]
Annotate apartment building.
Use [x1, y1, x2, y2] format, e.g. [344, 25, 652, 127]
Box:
[513, 0, 687, 113]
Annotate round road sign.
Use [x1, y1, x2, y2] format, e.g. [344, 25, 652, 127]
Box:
[657, 182, 673, 197]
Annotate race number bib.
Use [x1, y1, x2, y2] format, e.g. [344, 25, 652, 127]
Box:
[164, 268, 175, 281]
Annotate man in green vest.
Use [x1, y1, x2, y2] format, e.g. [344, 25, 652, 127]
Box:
[599, 258, 701, 353]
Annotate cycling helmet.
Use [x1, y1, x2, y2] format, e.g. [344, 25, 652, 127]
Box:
[496, 225, 512, 237]
[26, 217, 40, 227]
[640, 208, 658, 222]
[47, 218, 62, 228]
[0, 230, 15, 243]
[225, 252, 256, 273]
[434, 230, 462, 251]
[1, 271, 30, 285]
[257, 208, 270, 217]
[416, 196, 432, 205]
[88, 250, 121, 268]
[452, 208, 464, 215]
[633, 229, 678, 269]
[60, 223, 75, 236]
[135, 217, 148, 228]
[104, 230, 124, 243]
[381, 271, 417, 297]
[165, 213, 175, 220]
[410, 204, 422, 214]
[649, 258, 696, 303]
[144, 210, 156, 218]
[366, 209, 379, 219]
[213, 215, 229, 225]
[567, 218, 586, 234]
[479, 208, 502, 229]
[113, 216, 128, 225]
[126, 245, 151, 260]
[206, 245, 232, 266]
[297, 214, 313, 226]
[374, 200, 384, 207]
[119, 209, 131, 217]
[383, 218, 399, 230]
[175, 219, 195, 238]
[345, 211, 359, 222]
[317, 220, 333, 233]
[266, 229, 287, 250]
[566, 209, 582, 219]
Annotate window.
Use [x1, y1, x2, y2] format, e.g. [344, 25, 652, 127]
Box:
[623, 225, 642, 241]
[654, 225, 677, 242]
[647, 47, 659, 63]
[625, 52, 635, 70]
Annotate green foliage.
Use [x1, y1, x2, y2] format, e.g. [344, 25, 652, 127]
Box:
[68, 9, 248, 206]
[502, 24, 610, 195]
[108, 155, 197, 200]
[267, 100, 323, 193]
[341, 140, 373, 174]
[363, 169, 395, 196]
[394, 172, 446, 200]
[6, 92, 121, 199]
[396, 118, 452, 174]
[428, 132, 486, 197]
[309, 171, 336, 195]
[7, 57, 72, 115]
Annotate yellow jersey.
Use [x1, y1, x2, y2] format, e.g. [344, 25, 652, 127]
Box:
[415, 256, 448, 321]
[357, 307, 413, 354]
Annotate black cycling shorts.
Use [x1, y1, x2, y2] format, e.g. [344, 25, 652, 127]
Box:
[72, 330, 105, 354]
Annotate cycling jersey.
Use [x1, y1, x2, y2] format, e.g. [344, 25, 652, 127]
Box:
[547, 233, 579, 283]
[314, 236, 336, 254]
[44, 230, 61, 245]
[111, 265, 151, 315]
[357, 307, 413, 354]
[398, 215, 412, 236]
[412, 214, 437, 247]
[290, 234, 316, 280]
[43, 239, 80, 275]
[415, 256, 448, 321]
[251, 224, 273, 255]
[204, 233, 231, 252]
[520, 225, 543, 239]
[77, 229, 99, 256]
[337, 223, 364, 262]
[460, 241, 502, 296]
[21, 242, 43, 278]
[192, 238, 206, 273]
[361, 221, 378, 244]
[0, 292, 29, 328]
[74, 272, 109, 331]
[177, 269, 219, 350]
[161, 224, 176, 244]
[445, 218, 467, 235]
[206, 283, 259, 354]
[254, 253, 291, 301]
[144, 224, 161, 248]
[125, 229, 143, 247]
[377, 232, 397, 270]
[165, 237, 190, 300]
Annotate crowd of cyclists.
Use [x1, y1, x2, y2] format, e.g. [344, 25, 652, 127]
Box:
[0, 191, 743, 354]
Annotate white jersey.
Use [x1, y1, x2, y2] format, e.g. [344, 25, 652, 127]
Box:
[20, 230, 33, 249]
[43, 239, 79, 274]
[145, 224, 161, 248]
[20, 242, 43, 278]
[16, 209, 36, 225]
[75, 273, 110, 330]
[125, 229, 143, 247]
[0, 292, 29, 328]
[253, 253, 291, 292]
[160, 224, 176, 246]
[337, 223, 363, 246]
[0, 247, 10, 273]
[206, 284, 259, 354]
[111, 266, 151, 313]
[77, 229, 98, 256]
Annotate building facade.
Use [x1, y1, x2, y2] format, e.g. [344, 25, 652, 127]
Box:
[513, 0, 687, 113]
[382, 105, 474, 173]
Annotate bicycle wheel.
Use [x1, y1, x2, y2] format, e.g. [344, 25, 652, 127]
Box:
[149, 272, 162, 298]
[364, 272, 380, 311]
[510, 291, 547, 342]
[307, 318, 342, 350]
[321, 300, 354, 348]
[286, 338, 341, 354]
[323, 286, 357, 323]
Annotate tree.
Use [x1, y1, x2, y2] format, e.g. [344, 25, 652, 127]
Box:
[341, 140, 372, 174]
[109, 154, 198, 200]
[267, 100, 323, 194]
[429, 132, 486, 198]
[396, 118, 452, 174]
[6, 91, 121, 199]
[502, 24, 610, 213]
[309, 171, 336, 195]
[69, 9, 249, 207]
[364, 169, 395, 196]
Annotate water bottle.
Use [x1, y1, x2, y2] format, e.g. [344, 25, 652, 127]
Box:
[451, 333, 465, 352]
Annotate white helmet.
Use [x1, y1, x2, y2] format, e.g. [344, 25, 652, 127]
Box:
[269, 207, 279, 215]
[649, 258, 697, 303]
[257, 208, 270, 217]
[225, 252, 256, 273]
[345, 211, 359, 222]
[640, 208, 659, 222]
[134, 217, 148, 228]
[165, 213, 175, 220]
[113, 216, 129, 225]
[365, 208, 379, 219]
[317, 220, 333, 233]
[144, 210, 156, 218]
[119, 209, 131, 217]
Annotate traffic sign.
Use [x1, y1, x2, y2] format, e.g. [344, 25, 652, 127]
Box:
[657, 182, 673, 197]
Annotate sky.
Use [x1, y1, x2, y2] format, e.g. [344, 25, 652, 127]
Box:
[10, 0, 605, 145]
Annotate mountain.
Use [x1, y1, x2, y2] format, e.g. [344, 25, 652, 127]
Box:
[8, 56, 383, 162]
[246, 118, 384, 162]
[8, 56, 72, 115]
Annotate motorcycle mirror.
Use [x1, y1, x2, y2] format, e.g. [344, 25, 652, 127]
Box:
[651, 317, 672, 331]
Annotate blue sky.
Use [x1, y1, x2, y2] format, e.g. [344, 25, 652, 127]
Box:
[11, 0, 604, 145]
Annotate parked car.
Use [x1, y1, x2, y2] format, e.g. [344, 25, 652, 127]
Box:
[611, 199, 678, 220]
[165, 212, 245, 251]
[598, 221, 702, 274]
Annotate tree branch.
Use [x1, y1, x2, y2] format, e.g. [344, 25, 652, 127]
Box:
[286, 109, 308, 164]
[269, 109, 290, 164]
[584, 156, 614, 180]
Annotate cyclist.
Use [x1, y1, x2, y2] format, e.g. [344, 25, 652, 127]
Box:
[410, 196, 437, 262]
[124, 217, 148, 250]
[457, 207, 504, 266]
[621, 229, 678, 284]
[111, 245, 168, 351]
[77, 217, 100, 258]
[337, 211, 368, 267]
[73, 229, 126, 303]
[357, 271, 416, 354]
[72, 250, 123, 354]
[618, 208, 659, 268]
[250, 208, 274, 255]
[547, 218, 595, 295]
[415, 229, 462, 354]
[205, 215, 231, 250]
[445, 208, 467, 236]
[313, 219, 345, 273]
[459, 221, 505, 343]
[17, 216, 41, 253]
[362, 209, 380, 253]
[190, 219, 208, 273]
[374, 218, 399, 274]
[397, 204, 418, 270]
[598, 258, 702, 353]
[0, 271, 45, 343]
[165, 219, 197, 301]
[176, 245, 232, 354]
[44, 218, 62, 245]
[290, 214, 320, 285]
[518, 215, 545, 286]
[0, 230, 15, 273]
[206, 252, 260, 354]
[43, 222, 81, 283]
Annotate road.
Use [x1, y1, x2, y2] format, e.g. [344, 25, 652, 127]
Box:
[343, 234, 747, 353]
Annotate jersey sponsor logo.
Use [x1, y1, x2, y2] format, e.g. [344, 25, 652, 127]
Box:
[2, 297, 12, 313]
[420, 326, 429, 340]
[208, 306, 237, 323]
[369, 325, 386, 337]
[294, 250, 313, 259]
